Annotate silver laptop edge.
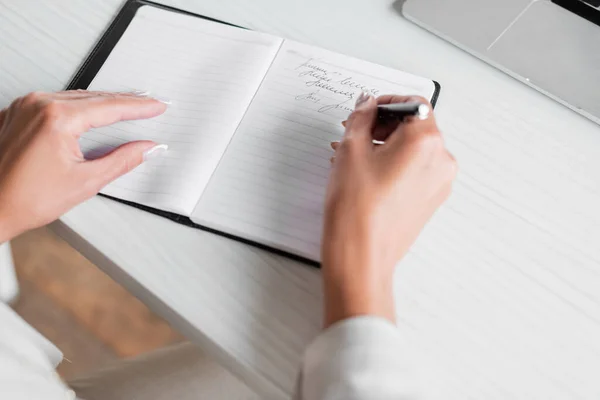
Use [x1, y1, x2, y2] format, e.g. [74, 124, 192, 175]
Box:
[402, 0, 600, 126]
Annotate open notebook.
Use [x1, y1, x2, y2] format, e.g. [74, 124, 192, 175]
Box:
[68, 0, 441, 263]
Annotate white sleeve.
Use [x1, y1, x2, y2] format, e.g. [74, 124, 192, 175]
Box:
[0, 301, 74, 400]
[295, 316, 421, 400]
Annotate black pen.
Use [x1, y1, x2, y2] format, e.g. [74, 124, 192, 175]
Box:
[377, 101, 430, 122]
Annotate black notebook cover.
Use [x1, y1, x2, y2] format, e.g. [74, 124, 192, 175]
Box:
[66, 0, 441, 267]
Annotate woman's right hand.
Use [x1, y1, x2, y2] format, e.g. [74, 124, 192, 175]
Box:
[321, 93, 457, 327]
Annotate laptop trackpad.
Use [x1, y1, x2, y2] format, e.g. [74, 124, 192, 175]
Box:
[487, 1, 600, 118]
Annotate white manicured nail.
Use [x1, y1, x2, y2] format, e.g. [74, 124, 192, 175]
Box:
[355, 91, 374, 109]
[154, 96, 172, 105]
[143, 144, 168, 161]
[130, 90, 151, 97]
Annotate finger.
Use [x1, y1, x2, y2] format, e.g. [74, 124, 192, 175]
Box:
[345, 113, 406, 142]
[374, 94, 433, 140]
[330, 141, 340, 150]
[67, 95, 167, 133]
[384, 110, 441, 153]
[345, 113, 398, 141]
[343, 93, 378, 146]
[372, 119, 400, 142]
[26, 90, 138, 102]
[330, 155, 335, 164]
[50, 89, 150, 101]
[80, 141, 165, 193]
[374, 94, 436, 146]
[376, 94, 430, 106]
[372, 111, 436, 142]
[51, 89, 108, 100]
[345, 94, 432, 142]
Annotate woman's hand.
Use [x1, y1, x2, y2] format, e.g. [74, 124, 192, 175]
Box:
[0, 91, 167, 243]
[322, 93, 457, 327]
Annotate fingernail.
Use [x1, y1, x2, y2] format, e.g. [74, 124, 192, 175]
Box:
[355, 91, 373, 109]
[130, 90, 151, 97]
[128, 90, 171, 105]
[143, 144, 168, 161]
[153, 96, 172, 105]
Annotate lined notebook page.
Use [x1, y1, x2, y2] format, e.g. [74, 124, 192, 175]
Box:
[192, 40, 436, 260]
[80, 6, 282, 215]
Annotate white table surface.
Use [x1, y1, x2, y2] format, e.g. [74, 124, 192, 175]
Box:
[2, 1, 600, 399]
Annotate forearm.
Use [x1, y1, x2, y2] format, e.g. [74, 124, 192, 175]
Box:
[304, 234, 415, 399]
[321, 228, 397, 327]
[322, 264, 396, 328]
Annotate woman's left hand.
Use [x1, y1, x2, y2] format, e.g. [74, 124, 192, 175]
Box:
[0, 90, 167, 242]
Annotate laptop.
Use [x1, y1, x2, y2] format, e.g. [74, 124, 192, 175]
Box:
[402, 0, 600, 125]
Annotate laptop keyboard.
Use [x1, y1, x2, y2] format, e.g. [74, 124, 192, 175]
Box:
[552, 0, 600, 26]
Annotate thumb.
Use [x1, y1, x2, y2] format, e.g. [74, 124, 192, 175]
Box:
[343, 93, 377, 146]
[82, 141, 167, 192]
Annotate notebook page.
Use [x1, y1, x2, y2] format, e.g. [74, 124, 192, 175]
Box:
[79, 5, 282, 215]
[192, 40, 436, 260]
